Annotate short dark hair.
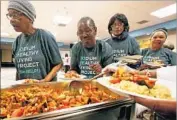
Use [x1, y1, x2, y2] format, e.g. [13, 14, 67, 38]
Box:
[108, 13, 129, 34]
[78, 16, 96, 28]
[65, 53, 68, 57]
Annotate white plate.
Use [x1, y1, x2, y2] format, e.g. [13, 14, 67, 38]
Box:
[97, 76, 176, 100]
[121, 55, 143, 60]
[58, 74, 87, 81]
[145, 62, 165, 67]
[117, 58, 138, 64]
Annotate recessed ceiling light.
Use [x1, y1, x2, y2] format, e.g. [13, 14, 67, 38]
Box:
[150, 3, 176, 18]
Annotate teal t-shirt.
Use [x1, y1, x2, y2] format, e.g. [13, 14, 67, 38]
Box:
[71, 40, 113, 78]
[141, 48, 176, 65]
[105, 35, 140, 62]
[12, 29, 62, 81]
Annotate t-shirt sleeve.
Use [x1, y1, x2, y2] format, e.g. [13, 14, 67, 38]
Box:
[70, 44, 80, 72]
[131, 37, 141, 55]
[163, 48, 176, 66]
[101, 42, 113, 67]
[12, 40, 17, 58]
[141, 48, 148, 56]
[42, 31, 63, 66]
[170, 52, 177, 65]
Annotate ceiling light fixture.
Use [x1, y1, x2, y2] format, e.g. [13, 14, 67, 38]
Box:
[53, 7, 72, 26]
[150, 3, 176, 18]
[53, 15, 72, 26]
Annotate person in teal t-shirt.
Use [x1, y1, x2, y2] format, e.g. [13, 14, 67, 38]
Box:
[7, 0, 63, 81]
[105, 13, 140, 63]
[140, 28, 176, 70]
[70, 17, 113, 78]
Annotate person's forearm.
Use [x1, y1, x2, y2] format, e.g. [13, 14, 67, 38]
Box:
[44, 63, 63, 82]
[135, 97, 176, 114]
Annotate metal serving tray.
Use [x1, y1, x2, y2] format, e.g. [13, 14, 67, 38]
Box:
[1, 81, 135, 120]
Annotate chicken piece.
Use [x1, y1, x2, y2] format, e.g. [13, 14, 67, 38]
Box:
[11, 107, 24, 118]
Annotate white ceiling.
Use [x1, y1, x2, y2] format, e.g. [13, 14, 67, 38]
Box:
[1, 1, 176, 44]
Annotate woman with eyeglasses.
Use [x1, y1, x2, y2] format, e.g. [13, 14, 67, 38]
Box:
[70, 17, 113, 78]
[7, 0, 63, 82]
[105, 13, 140, 67]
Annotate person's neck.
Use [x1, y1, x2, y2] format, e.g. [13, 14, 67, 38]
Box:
[85, 40, 96, 49]
[23, 26, 36, 36]
[112, 34, 119, 37]
[151, 46, 161, 51]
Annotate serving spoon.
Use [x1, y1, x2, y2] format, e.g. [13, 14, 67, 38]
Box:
[68, 72, 105, 94]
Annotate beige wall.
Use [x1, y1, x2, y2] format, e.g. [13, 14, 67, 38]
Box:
[136, 29, 177, 52]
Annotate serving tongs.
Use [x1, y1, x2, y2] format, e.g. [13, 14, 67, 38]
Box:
[68, 72, 105, 94]
[68, 61, 127, 94]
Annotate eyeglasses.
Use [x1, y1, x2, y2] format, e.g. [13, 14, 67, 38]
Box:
[111, 22, 124, 28]
[77, 29, 93, 36]
[6, 12, 23, 20]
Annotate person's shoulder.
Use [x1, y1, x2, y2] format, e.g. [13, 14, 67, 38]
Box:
[163, 47, 171, 51]
[161, 48, 172, 53]
[162, 48, 175, 55]
[142, 48, 149, 51]
[96, 39, 111, 46]
[96, 40, 112, 51]
[127, 34, 136, 41]
[16, 33, 24, 39]
[141, 48, 150, 54]
[37, 29, 56, 43]
[103, 37, 111, 41]
[14, 33, 24, 44]
[72, 42, 82, 50]
[102, 37, 112, 43]
[37, 29, 54, 37]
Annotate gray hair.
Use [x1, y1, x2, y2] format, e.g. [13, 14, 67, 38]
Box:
[78, 16, 96, 29]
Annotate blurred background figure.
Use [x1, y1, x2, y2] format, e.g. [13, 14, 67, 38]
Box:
[63, 53, 70, 73]
[163, 41, 175, 51]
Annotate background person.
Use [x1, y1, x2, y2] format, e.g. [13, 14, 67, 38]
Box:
[105, 13, 140, 66]
[63, 53, 70, 73]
